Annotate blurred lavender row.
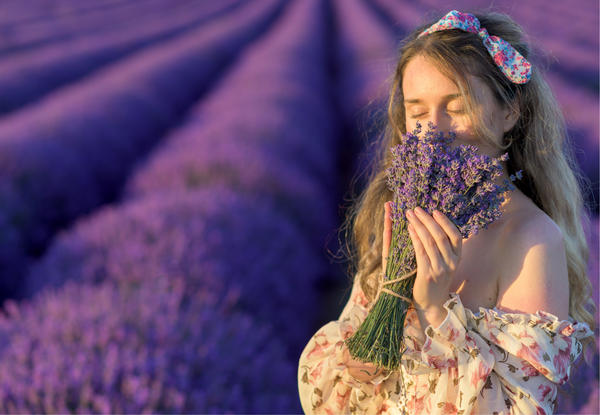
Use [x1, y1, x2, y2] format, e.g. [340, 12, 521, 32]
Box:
[123, 0, 340, 242]
[0, 0, 284, 301]
[27, 0, 339, 344]
[0, 0, 204, 56]
[0, 274, 297, 413]
[0, 0, 245, 114]
[557, 217, 599, 415]
[0, 0, 596, 413]
[8, 0, 341, 411]
[333, 0, 396, 125]
[0, 0, 136, 27]
[26, 189, 326, 355]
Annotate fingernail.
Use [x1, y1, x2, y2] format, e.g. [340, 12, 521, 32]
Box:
[408, 224, 414, 232]
[406, 210, 413, 219]
[433, 210, 440, 218]
[415, 207, 424, 215]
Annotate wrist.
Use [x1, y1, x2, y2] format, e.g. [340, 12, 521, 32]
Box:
[413, 298, 447, 313]
[414, 303, 448, 331]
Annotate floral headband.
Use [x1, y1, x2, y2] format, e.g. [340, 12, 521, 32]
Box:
[419, 10, 532, 84]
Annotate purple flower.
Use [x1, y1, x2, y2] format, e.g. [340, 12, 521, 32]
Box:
[0, 277, 299, 413]
[0, 0, 284, 300]
[347, 122, 520, 370]
[122, 0, 339, 245]
[0, 0, 254, 114]
[26, 188, 326, 351]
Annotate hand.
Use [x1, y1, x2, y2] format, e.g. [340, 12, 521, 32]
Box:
[406, 207, 462, 322]
[342, 347, 380, 382]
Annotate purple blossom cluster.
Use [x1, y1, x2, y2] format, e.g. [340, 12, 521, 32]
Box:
[124, 0, 338, 244]
[0, 0, 133, 27]
[0, 0, 246, 114]
[332, 0, 396, 124]
[346, 122, 520, 370]
[331, 0, 397, 184]
[0, 0, 227, 56]
[386, 122, 519, 277]
[0, 276, 297, 413]
[26, 188, 325, 353]
[0, 0, 283, 300]
[16, 0, 339, 411]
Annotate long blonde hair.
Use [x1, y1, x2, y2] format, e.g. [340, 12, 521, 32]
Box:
[342, 10, 596, 355]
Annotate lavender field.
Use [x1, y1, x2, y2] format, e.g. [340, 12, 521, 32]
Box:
[0, 0, 597, 413]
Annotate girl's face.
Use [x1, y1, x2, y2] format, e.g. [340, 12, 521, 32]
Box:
[402, 54, 516, 159]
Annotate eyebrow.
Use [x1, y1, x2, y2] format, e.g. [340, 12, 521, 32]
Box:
[404, 93, 462, 104]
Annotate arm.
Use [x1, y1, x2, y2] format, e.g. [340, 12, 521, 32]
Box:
[401, 293, 592, 415]
[298, 276, 400, 414]
[395, 206, 589, 414]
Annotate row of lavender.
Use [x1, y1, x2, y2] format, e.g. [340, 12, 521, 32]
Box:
[0, 0, 345, 412]
[0, 0, 246, 115]
[0, 0, 203, 56]
[0, 0, 596, 412]
[0, 0, 145, 29]
[0, 0, 284, 301]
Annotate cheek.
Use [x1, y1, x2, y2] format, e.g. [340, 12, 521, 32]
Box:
[452, 121, 475, 140]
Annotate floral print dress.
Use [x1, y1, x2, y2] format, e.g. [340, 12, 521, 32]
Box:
[298, 277, 592, 415]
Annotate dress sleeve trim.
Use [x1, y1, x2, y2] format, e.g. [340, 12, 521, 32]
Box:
[428, 293, 594, 385]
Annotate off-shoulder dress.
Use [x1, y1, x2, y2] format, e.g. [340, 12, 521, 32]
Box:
[298, 277, 592, 415]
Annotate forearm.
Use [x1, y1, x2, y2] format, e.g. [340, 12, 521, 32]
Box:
[299, 320, 399, 414]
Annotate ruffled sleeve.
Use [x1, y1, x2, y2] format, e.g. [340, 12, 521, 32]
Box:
[401, 293, 593, 415]
[298, 278, 402, 414]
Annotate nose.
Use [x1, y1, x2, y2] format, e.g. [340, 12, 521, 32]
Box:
[428, 108, 452, 134]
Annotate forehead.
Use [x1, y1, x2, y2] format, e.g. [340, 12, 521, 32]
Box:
[402, 55, 494, 104]
[402, 55, 459, 98]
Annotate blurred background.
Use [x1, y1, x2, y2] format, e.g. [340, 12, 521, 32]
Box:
[0, 0, 596, 413]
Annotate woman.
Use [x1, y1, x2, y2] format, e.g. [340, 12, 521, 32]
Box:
[299, 10, 595, 415]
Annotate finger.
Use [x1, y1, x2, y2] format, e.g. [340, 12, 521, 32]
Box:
[432, 210, 462, 258]
[406, 209, 442, 267]
[407, 222, 430, 271]
[382, 202, 392, 272]
[414, 207, 458, 266]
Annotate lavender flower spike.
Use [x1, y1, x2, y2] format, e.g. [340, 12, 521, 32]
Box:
[345, 122, 521, 370]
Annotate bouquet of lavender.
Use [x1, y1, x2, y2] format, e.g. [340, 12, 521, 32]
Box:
[345, 122, 521, 371]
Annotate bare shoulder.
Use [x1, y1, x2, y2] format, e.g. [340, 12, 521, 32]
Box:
[495, 192, 569, 319]
[501, 204, 564, 255]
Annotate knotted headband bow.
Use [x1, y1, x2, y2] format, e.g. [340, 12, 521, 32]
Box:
[419, 10, 532, 84]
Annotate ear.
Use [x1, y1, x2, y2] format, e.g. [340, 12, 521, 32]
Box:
[500, 100, 520, 133]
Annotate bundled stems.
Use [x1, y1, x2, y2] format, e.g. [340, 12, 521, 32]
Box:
[344, 220, 416, 371]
